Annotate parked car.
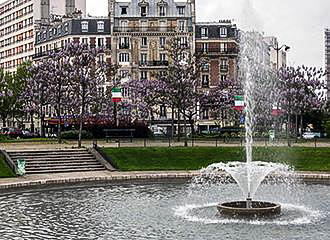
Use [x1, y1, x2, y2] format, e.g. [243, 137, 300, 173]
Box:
[0, 128, 23, 138]
[302, 132, 320, 139]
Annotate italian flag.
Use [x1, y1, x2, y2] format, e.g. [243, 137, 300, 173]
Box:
[233, 96, 244, 111]
[112, 88, 122, 103]
[272, 104, 283, 116]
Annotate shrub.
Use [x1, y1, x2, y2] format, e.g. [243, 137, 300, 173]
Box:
[60, 130, 93, 140]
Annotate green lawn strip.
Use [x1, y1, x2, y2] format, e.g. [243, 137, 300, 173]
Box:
[101, 147, 330, 172]
[0, 155, 15, 178]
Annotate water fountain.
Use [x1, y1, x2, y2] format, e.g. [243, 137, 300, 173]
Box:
[200, 30, 289, 218]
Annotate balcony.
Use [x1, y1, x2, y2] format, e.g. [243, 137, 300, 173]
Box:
[220, 65, 229, 72]
[113, 26, 193, 33]
[139, 60, 169, 68]
[196, 47, 238, 55]
[119, 44, 130, 49]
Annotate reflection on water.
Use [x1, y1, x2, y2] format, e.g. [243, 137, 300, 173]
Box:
[0, 182, 329, 240]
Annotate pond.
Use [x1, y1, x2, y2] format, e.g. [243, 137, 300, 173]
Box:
[0, 181, 329, 240]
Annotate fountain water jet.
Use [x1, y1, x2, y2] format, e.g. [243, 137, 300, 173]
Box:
[200, 30, 288, 217]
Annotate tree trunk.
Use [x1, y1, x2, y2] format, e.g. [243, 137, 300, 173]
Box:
[40, 106, 45, 138]
[78, 87, 86, 148]
[171, 105, 174, 139]
[183, 110, 188, 147]
[177, 109, 181, 142]
[287, 114, 291, 147]
[295, 114, 298, 139]
[2, 117, 6, 127]
[30, 112, 34, 133]
[300, 113, 303, 136]
[56, 107, 62, 144]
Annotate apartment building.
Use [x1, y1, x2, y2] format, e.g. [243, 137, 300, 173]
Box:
[0, 0, 86, 72]
[109, 0, 195, 83]
[326, 29, 330, 101]
[195, 20, 239, 88]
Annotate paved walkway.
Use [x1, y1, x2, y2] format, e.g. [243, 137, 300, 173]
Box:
[0, 170, 329, 190]
[1, 139, 330, 150]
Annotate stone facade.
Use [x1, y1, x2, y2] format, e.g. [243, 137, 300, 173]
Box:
[195, 20, 239, 88]
[109, 0, 195, 85]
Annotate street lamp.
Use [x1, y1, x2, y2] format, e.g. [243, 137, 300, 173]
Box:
[269, 42, 290, 70]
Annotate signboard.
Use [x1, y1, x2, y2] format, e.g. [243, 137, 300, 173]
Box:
[112, 88, 122, 103]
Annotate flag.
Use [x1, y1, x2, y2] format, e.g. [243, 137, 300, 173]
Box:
[233, 96, 244, 111]
[112, 88, 122, 103]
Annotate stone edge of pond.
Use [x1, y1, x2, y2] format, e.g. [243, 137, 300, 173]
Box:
[0, 171, 329, 190]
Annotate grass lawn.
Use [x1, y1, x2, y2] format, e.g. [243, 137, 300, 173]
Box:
[0, 155, 15, 178]
[101, 147, 330, 172]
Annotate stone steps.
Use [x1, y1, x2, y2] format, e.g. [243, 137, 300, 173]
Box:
[8, 149, 106, 174]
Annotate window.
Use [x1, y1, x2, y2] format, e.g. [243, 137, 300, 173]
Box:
[160, 105, 167, 117]
[220, 43, 228, 53]
[82, 38, 88, 44]
[202, 108, 209, 119]
[177, 6, 185, 15]
[201, 27, 208, 38]
[140, 71, 148, 80]
[121, 7, 127, 15]
[97, 21, 104, 32]
[178, 37, 187, 47]
[179, 20, 185, 32]
[119, 53, 130, 62]
[202, 63, 209, 71]
[160, 37, 166, 47]
[140, 53, 147, 64]
[220, 58, 228, 71]
[202, 43, 208, 53]
[159, 6, 166, 16]
[99, 54, 104, 63]
[202, 75, 209, 88]
[141, 37, 147, 47]
[120, 70, 129, 78]
[141, 6, 147, 16]
[119, 37, 130, 49]
[220, 27, 227, 37]
[81, 21, 88, 32]
[160, 53, 166, 62]
[98, 38, 104, 47]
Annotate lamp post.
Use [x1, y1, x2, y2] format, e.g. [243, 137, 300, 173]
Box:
[269, 42, 290, 70]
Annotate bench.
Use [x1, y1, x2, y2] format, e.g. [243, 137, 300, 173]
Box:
[103, 129, 135, 143]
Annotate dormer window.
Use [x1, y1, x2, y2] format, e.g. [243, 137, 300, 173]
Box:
[139, 0, 149, 17]
[220, 27, 227, 37]
[121, 7, 127, 15]
[201, 27, 208, 38]
[81, 21, 88, 32]
[177, 6, 185, 15]
[159, 6, 166, 16]
[97, 21, 104, 32]
[141, 6, 147, 16]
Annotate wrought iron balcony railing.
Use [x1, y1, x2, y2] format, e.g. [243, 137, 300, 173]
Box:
[113, 26, 193, 33]
[196, 47, 238, 55]
[139, 60, 169, 67]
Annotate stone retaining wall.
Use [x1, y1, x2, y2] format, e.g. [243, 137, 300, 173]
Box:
[0, 171, 329, 190]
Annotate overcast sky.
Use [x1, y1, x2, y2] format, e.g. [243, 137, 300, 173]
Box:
[85, 0, 330, 68]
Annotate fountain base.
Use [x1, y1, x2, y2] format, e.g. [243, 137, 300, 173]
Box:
[217, 201, 281, 217]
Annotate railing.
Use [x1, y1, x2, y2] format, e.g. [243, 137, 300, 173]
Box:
[113, 26, 193, 33]
[220, 65, 229, 72]
[139, 60, 169, 67]
[196, 47, 238, 55]
[119, 44, 130, 49]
